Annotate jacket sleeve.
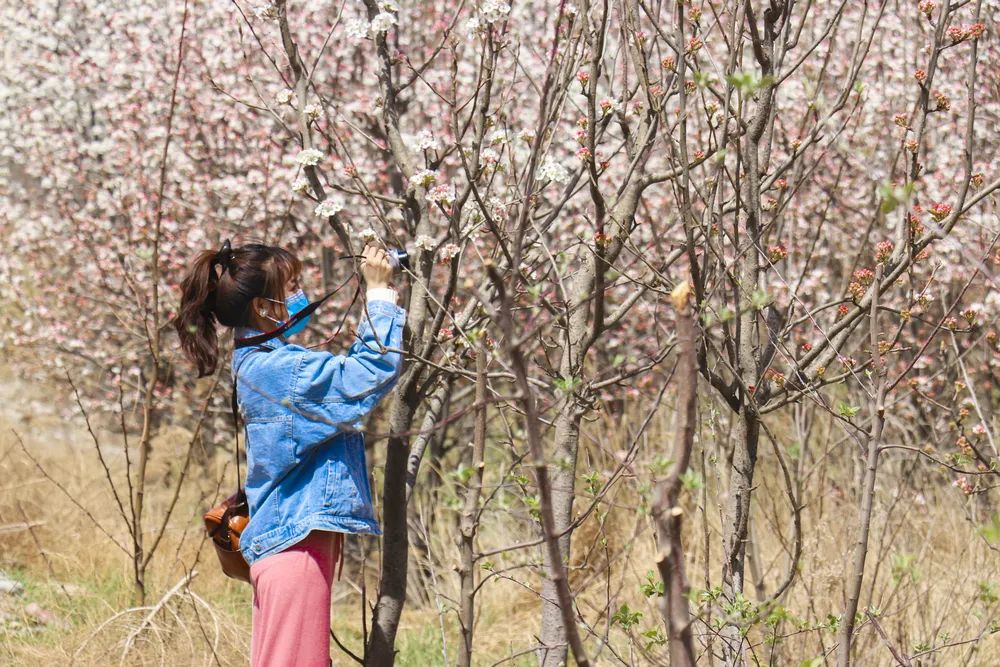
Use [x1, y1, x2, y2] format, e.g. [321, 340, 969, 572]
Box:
[290, 299, 406, 440]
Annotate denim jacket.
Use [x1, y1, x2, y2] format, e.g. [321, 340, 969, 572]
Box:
[231, 298, 406, 566]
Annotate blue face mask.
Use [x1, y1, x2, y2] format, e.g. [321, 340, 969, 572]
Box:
[280, 289, 311, 337]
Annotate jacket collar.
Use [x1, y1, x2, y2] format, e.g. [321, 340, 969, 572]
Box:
[233, 326, 290, 351]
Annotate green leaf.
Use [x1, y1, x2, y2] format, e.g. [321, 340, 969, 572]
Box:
[787, 442, 801, 460]
[648, 456, 674, 477]
[977, 515, 1000, 545]
[553, 375, 582, 395]
[977, 581, 998, 605]
[640, 570, 665, 598]
[878, 181, 915, 214]
[612, 603, 643, 630]
[681, 468, 704, 491]
[891, 552, 920, 584]
[836, 401, 861, 419]
[750, 287, 772, 310]
[725, 70, 774, 94]
[641, 627, 666, 649]
[693, 70, 715, 89]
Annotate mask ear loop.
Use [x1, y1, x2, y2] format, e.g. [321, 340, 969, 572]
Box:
[257, 297, 285, 325]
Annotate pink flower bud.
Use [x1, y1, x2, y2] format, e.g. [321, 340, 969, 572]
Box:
[875, 240, 894, 263]
[768, 243, 788, 262]
[966, 23, 986, 40]
[929, 202, 952, 221]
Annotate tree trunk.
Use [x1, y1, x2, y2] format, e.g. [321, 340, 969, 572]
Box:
[367, 391, 417, 666]
[538, 406, 582, 667]
[653, 282, 699, 667]
[456, 343, 488, 666]
[837, 264, 888, 666]
[720, 409, 760, 659]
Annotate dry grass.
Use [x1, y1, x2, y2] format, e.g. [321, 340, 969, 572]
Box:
[0, 369, 997, 666]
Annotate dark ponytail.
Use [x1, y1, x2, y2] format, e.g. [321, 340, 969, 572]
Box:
[173, 241, 302, 377]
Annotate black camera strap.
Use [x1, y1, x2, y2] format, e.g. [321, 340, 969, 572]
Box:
[234, 284, 353, 349]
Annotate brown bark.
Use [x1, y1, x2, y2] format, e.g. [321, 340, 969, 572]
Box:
[456, 340, 488, 666]
[836, 264, 887, 666]
[652, 282, 699, 666]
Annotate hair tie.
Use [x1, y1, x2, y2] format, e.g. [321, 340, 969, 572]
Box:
[211, 239, 234, 282]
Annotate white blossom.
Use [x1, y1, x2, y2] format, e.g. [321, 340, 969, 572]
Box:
[378, 0, 400, 11]
[426, 183, 455, 206]
[370, 12, 397, 34]
[440, 243, 462, 261]
[489, 129, 508, 145]
[275, 90, 297, 107]
[315, 198, 343, 217]
[359, 228, 379, 242]
[480, 147, 500, 164]
[408, 169, 438, 189]
[415, 234, 436, 251]
[346, 19, 370, 41]
[252, 3, 279, 20]
[407, 129, 441, 152]
[292, 177, 310, 194]
[486, 196, 507, 220]
[465, 16, 482, 37]
[295, 149, 324, 166]
[537, 158, 570, 184]
[304, 103, 323, 121]
[480, 0, 511, 23]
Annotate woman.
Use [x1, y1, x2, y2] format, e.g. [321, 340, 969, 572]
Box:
[173, 240, 406, 666]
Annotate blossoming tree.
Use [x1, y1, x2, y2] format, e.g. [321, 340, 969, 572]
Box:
[1, 0, 998, 665]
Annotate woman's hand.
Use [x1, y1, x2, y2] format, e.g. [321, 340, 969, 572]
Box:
[360, 243, 395, 290]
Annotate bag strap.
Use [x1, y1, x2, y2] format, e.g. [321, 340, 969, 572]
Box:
[232, 344, 275, 493]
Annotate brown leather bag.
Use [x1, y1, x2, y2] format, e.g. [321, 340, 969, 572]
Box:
[204, 489, 251, 583]
[203, 346, 271, 584]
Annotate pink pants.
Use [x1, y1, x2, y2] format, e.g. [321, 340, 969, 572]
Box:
[249, 530, 344, 667]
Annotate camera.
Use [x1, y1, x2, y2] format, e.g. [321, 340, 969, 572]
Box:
[386, 248, 410, 272]
[340, 247, 410, 272]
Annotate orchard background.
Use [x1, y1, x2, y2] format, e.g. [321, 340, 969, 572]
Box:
[1, 0, 999, 665]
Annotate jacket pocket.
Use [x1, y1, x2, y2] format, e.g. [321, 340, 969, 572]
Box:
[244, 416, 295, 490]
[323, 438, 367, 516]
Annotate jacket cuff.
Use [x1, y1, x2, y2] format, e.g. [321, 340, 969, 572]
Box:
[366, 287, 398, 305]
[365, 297, 406, 321]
